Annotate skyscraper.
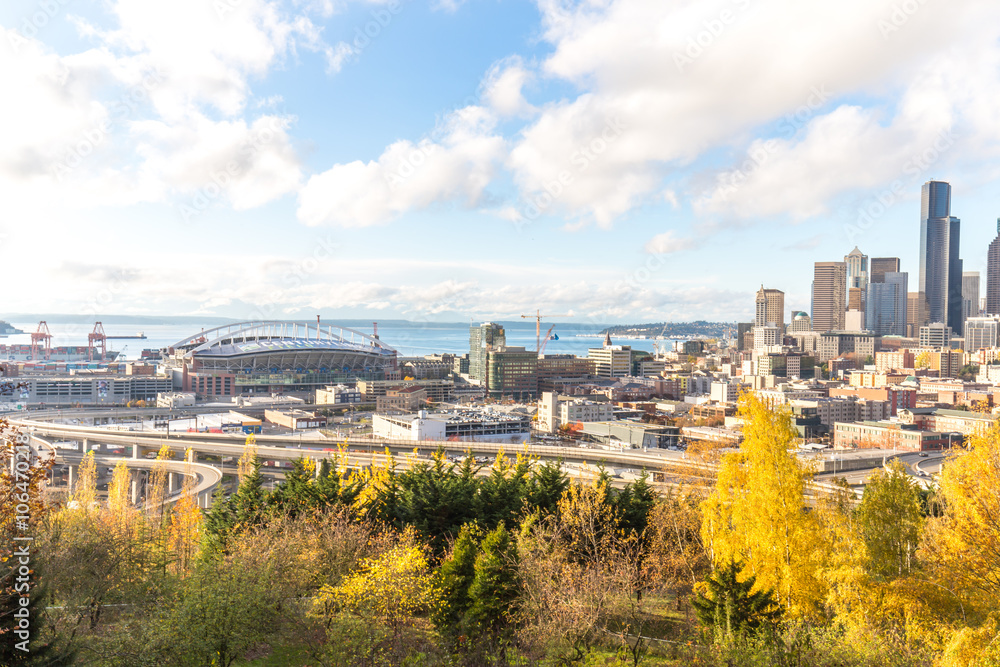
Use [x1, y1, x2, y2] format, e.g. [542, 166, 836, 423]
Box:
[918, 180, 963, 334]
[962, 271, 981, 321]
[870, 257, 901, 284]
[754, 286, 785, 328]
[845, 247, 868, 325]
[987, 220, 1000, 315]
[469, 322, 505, 383]
[866, 271, 908, 336]
[812, 262, 847, 332]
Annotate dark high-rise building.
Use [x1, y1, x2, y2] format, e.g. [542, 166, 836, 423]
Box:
[870, 257, 901, 284]
[918, 180, 963, 334]
[987, 220, 1000, 315]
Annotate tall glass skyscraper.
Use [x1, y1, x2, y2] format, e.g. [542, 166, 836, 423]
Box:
[987, 220, 1000, 315]
[918, 181, 963, 334]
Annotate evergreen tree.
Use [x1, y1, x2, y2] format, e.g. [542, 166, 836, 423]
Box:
[432, 522, 480, 637]
[268, 457, 319, 517]
[525, 459, 569, 516]
[691, 561, 782, 640]
[615, 473, 656, 539]
[230, 456, 267, 530]
[466, 524, 521, 653]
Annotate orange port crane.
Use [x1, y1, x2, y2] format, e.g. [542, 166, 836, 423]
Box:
[30, 321, 52, 361]
[520, 310, 571, 353]
[88, 322, 107, 361]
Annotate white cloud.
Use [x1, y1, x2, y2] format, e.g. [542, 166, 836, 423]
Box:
[482, 57, 536, 117]
[502, 0, 1000, 227]
[297, 105, 506, 227]
[644, 230, 697, 254]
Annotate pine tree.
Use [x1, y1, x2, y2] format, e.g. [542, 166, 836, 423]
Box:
[432, 522, 481, 636]
[230, 456, 267, 530]
[615, 473, 656, 539]
[466, 524, 521, 650]
[525, 459, 569, 516]
[691, 561, 782, 640]
[269, 457, 319, 517]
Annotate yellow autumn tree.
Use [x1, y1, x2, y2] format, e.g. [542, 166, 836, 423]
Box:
[237, 433, 258, 483]
[311, 529, 440, 637]
[168, 448, 203, 573]
[701, 393, 827, 619]
[931, 420, 1000, 605]
[71, 450, 98, 511]
[146, 443, 173, 525]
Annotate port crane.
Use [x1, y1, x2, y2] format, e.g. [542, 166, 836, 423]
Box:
[520, 310, 571, 354]
[88, 322, 107, 361]
[30, 321, 52, 361]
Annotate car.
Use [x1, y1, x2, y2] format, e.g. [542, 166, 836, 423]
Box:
[918, 452, 929, 457]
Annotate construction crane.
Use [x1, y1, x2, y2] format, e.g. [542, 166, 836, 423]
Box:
[30, 321, 52, 361]
[88, 322, 107, 361]
[537, 325, 559, 356]
[520, 310, 571, 353]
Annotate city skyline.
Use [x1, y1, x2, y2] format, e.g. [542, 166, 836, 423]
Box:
[1, 1, 1000, 324]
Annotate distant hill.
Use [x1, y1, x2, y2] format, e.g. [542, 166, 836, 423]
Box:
[600, 321, 734, 338]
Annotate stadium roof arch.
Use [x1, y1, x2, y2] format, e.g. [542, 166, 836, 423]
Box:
[170, 321, 397, 374]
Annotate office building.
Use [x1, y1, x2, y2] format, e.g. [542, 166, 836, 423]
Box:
[918, 180, 963, 334]
[870, 257, 901, 284]
[845, 247, 868, 311]
[919, 322, 952, 349]
[866, 271, 908, 336]
[789, 311, 811, 332]
[469, 322, 506, 383]
[486, 347, 538, 399]
[754, 286, 785, 328]
[964, 315, 1000, 352]
[907, 291, 926, 338]
[963, 272, 981, 321]
[812, 261, 847, 332]
[988, 220, 1000, 314]
[752, 325, 780, 350]
[588, 336, 633, 378]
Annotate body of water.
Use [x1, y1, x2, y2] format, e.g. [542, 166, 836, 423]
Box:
[1, 320, 670, 360]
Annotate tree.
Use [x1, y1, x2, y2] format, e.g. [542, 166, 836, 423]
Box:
[701, 393, 827, 618]
[926, 419, 1000, 608]
[467, 524, 521, 656]
[1, 421, 71, 664]
[433, 522, 480, 639]
[691, 561, 782, 640]
[163, 552, 281, 667]
[312, 531, 440, 661]
[167, 453, 203, 574]
[855, 459, 924, 581]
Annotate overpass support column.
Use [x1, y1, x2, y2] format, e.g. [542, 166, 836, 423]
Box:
[132, 444, 139, 460]
[131, 477, 139, 505]
[67, 465, 75, 492]
[186, 449, 194, 464]
[168, 473, 176, 494]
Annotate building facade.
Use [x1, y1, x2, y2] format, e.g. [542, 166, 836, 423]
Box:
[469, 322, 506, 383]
[812, 261, 847, 332]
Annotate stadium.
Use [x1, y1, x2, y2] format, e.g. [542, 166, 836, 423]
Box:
[164, 320, 399, 397]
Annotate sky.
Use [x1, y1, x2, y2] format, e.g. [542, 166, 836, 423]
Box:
[1, 0, 999, 325]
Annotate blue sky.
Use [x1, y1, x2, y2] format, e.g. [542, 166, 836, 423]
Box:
[1, 0, 999, 324]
